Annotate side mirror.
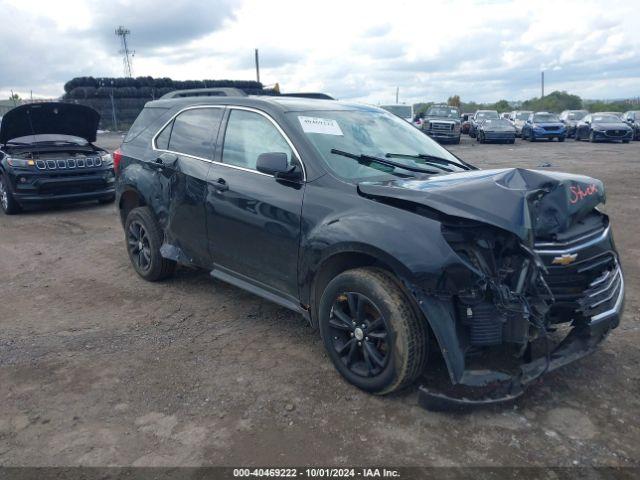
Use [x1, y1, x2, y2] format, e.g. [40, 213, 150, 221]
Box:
[256, 152, 301, 180]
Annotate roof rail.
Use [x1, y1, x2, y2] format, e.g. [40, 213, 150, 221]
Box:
[160, 87, 248, 99]
[279, 93, 335, 100]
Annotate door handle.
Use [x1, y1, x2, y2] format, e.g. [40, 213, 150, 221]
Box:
[212, 178, 228, 193]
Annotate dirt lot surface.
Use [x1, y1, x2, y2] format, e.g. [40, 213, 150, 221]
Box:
[1, 133, 639, 467]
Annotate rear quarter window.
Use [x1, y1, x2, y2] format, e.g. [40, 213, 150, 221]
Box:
[123, 107, 169, 143]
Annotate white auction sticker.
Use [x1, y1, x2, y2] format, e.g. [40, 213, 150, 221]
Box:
[298, 116, 343, 136]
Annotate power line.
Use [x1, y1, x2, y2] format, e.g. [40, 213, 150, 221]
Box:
[115, 26, 134, 78]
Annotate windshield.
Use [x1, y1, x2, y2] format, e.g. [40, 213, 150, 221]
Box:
[7, 134, 88, 145]
[515, 112, 532, 120]
[380, 105, 412, 118]
[425, 106, 460, 118]
[592, 115, 620, 123]
[288, 109, 465, 181]
[476, 111, 499, 120]
[533, 113, 559, 123]
[566, 111, 587, 120]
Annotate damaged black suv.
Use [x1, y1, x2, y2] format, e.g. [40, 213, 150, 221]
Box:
[0, 103, 115, 214]
[115, 96, 624, 408]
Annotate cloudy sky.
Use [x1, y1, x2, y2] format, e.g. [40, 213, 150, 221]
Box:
[1, 0, 639, 104]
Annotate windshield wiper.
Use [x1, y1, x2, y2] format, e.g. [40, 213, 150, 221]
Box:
[330, 149, 440, 175]
[385, 152, 473, 171]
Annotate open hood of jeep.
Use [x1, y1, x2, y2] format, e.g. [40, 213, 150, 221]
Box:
[358, 168, 605, 243]
[0, 102, 100, 144]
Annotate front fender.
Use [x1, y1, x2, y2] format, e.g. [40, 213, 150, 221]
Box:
[299, 205, 472, 383]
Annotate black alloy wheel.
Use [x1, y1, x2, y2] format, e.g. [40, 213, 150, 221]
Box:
[319, 268, 427, 394]
[124, 206, 176, 281]
[328, 292, 390, 378]
[127, 220, 152, 273]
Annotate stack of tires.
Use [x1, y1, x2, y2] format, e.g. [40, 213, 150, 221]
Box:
[62, 77, 271, 131]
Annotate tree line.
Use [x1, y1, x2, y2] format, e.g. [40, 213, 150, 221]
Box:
[414, 91, 634, 117]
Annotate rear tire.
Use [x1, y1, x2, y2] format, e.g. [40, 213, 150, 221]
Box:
[0, 174, 21, 215]
[124, 206, 176, 281]
[318, 268, 428, 395]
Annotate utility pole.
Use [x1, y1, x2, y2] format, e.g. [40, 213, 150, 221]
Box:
[541, 71, 545, 98]
[115, 26, 134, 77]
[255, 49, 260, 84]
[395, 87, 399, 104]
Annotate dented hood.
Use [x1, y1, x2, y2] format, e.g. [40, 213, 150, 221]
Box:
[0, 102, 100, 144]
[358, 168, 605, 242]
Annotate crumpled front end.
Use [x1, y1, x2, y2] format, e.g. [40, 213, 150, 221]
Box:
[416, 210, 623, 409]
[358, 168, 624, 409]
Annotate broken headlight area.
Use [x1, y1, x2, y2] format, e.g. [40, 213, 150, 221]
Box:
[440, 219, 553, 354]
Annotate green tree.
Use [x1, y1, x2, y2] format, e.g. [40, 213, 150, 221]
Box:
[493, 99, 511, 112]
[447, 95, 461, 108]
[522, 91, 582, 112]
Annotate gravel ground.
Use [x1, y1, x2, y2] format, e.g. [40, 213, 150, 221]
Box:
[0, 133, 638, 467]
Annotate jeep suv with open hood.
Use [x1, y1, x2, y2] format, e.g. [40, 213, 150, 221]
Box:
[115, 96, 624, 409]
[0, 103, 115, 214]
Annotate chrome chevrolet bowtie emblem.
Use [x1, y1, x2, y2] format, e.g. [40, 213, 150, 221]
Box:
[552, 253, 578, 266]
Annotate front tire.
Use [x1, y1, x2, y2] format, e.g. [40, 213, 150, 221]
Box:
[318, 268, 428, 395]
[589, 131, 597, 143]
[0, 174, 21, 215]
[124, 206, 176, 281]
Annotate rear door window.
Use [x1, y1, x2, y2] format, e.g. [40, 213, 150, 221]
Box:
[165, 108, 224, 160]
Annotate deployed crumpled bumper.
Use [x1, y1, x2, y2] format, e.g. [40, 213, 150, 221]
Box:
[418, 298, 622, 410]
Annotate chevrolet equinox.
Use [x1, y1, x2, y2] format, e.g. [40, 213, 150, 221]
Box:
[115, 95, 624, 408]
